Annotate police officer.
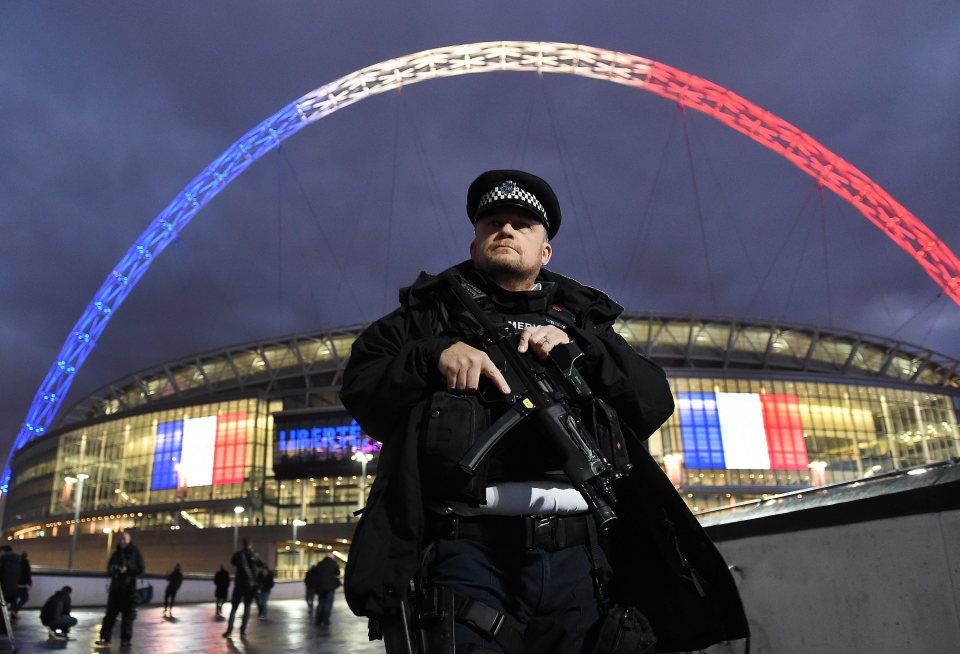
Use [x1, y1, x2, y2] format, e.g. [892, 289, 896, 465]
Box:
[341, 170, 748, 653]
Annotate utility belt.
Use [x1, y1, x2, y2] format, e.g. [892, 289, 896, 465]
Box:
[427, 512, 590, 552]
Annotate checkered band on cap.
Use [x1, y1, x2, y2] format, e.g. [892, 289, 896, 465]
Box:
[476, 180, 549, 230]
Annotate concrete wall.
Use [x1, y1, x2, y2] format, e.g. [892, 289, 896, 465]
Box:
[20, 573, 314, 609]
[712, 509, 960, 654]
[11, 522, 353, 575]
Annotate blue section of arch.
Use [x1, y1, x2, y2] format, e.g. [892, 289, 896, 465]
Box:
[1, 100, 308, 491]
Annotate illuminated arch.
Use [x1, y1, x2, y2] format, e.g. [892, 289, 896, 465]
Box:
[6, 41, 959, 490]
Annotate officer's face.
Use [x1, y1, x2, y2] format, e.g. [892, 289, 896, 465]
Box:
[470, 210, 552, 283]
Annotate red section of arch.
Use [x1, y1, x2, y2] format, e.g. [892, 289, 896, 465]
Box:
[643, 61, 960, 306]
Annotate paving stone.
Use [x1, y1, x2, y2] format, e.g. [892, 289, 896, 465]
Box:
[0, 594, 383, 653]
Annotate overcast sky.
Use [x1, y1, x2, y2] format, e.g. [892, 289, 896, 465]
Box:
[2, 1, 959, 464]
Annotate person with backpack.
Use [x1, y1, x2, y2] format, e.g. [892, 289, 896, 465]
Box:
[40, 586, 76, 640]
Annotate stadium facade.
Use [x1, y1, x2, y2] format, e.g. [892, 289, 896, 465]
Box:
[4, 314, 959, 575]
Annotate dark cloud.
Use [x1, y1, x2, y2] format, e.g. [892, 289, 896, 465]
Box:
[2, 1, 959, 464]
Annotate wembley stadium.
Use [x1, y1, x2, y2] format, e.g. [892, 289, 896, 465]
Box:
[4, 313, 958, 577]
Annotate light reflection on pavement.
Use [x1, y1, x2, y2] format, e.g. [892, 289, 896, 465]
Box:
[0, 594, 383, 653]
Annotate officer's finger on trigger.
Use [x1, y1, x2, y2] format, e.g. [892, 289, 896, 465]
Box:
[481, 356, 511, 395]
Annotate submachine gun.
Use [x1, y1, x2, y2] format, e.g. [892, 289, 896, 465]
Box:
[445, 274, 630, 531]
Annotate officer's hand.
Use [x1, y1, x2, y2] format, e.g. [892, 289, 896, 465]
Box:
[517, 325, 570, 359]
[438, 342, 511, 395]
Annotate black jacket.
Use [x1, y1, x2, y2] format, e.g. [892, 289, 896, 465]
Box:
[230, 548, 263, 591]
[341, 262, 749, 652]
[166, 568, 183, 592]
[315, 557, 341, 593]
[107, 543, 145, 595]
[40, 590, 71, 626]
[19, 555, 31, 588]
[214, 568, 231, 596]
[0, 551, 20, 599]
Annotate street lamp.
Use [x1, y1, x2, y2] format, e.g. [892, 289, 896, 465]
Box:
[232, 505, 245, 552]
[64, 473, 89, 570]
[292, 519, 307, 573]
[351, 452, 373, 513]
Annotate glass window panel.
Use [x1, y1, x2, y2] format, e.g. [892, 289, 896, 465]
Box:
[774, 330, 812, 362]
[760, 394, 809, 470]
[171, 365, 202, 392]
[329, 335, 357, 361]
[262, 344, 295, 372]
[733, 327, 770, 361]
[677, 392, 725, 469]
[213, 412, 248, 484]
[849, 343, 886, 374]
[151, 421, 183, 490]
[810, 339, 852, 369]
[616, 318, 650, 348]
[230, 351, 260, 378]
[203, 359, 236, 384]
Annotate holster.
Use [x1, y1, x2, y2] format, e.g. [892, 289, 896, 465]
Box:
[590, 604, 656, 654]
[377, 584, 523, 654]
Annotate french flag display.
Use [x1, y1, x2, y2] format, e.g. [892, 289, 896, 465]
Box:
[151, 413, 248, 490]
[677, 392, 809, 470]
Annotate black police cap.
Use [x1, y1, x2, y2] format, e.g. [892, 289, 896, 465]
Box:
[466, 169, 561, 240]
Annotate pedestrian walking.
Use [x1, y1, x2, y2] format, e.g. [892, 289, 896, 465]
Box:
[304, 562, 319, 614]
[222, 538, 263, 638]
[213, 564, 230, 617]
[95, 531, 145, 648]
[0, 546, 20, 620]
[13, 552, 31, 618]
[162, 563, 183, 618]
[256, 567, 274, 618]
[39, 586, 76, 640]
[314, 554, 340, 627]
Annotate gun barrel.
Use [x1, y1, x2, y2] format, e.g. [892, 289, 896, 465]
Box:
[577, 480, 618, 531]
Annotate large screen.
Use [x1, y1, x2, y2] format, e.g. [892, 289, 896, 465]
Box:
[677, 392, 809, 470]
[273, 412, 379, 479]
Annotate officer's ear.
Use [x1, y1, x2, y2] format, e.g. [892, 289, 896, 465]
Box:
[540, 239, 552, 266]
[469, 237, 477, 259]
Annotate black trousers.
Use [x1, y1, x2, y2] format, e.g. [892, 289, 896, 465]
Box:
[163, 585, 179, 611]
[426, 538, 602, 653]
[226, 586, 256, 633]
[100, 589, 136, 643]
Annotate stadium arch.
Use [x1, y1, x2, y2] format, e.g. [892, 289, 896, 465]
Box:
[6, 41, 959, 490]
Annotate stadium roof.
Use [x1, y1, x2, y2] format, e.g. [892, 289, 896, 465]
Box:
[57, 314, 960, 430]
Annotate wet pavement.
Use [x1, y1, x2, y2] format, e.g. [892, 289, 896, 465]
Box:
[0, 594, 383, 653]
